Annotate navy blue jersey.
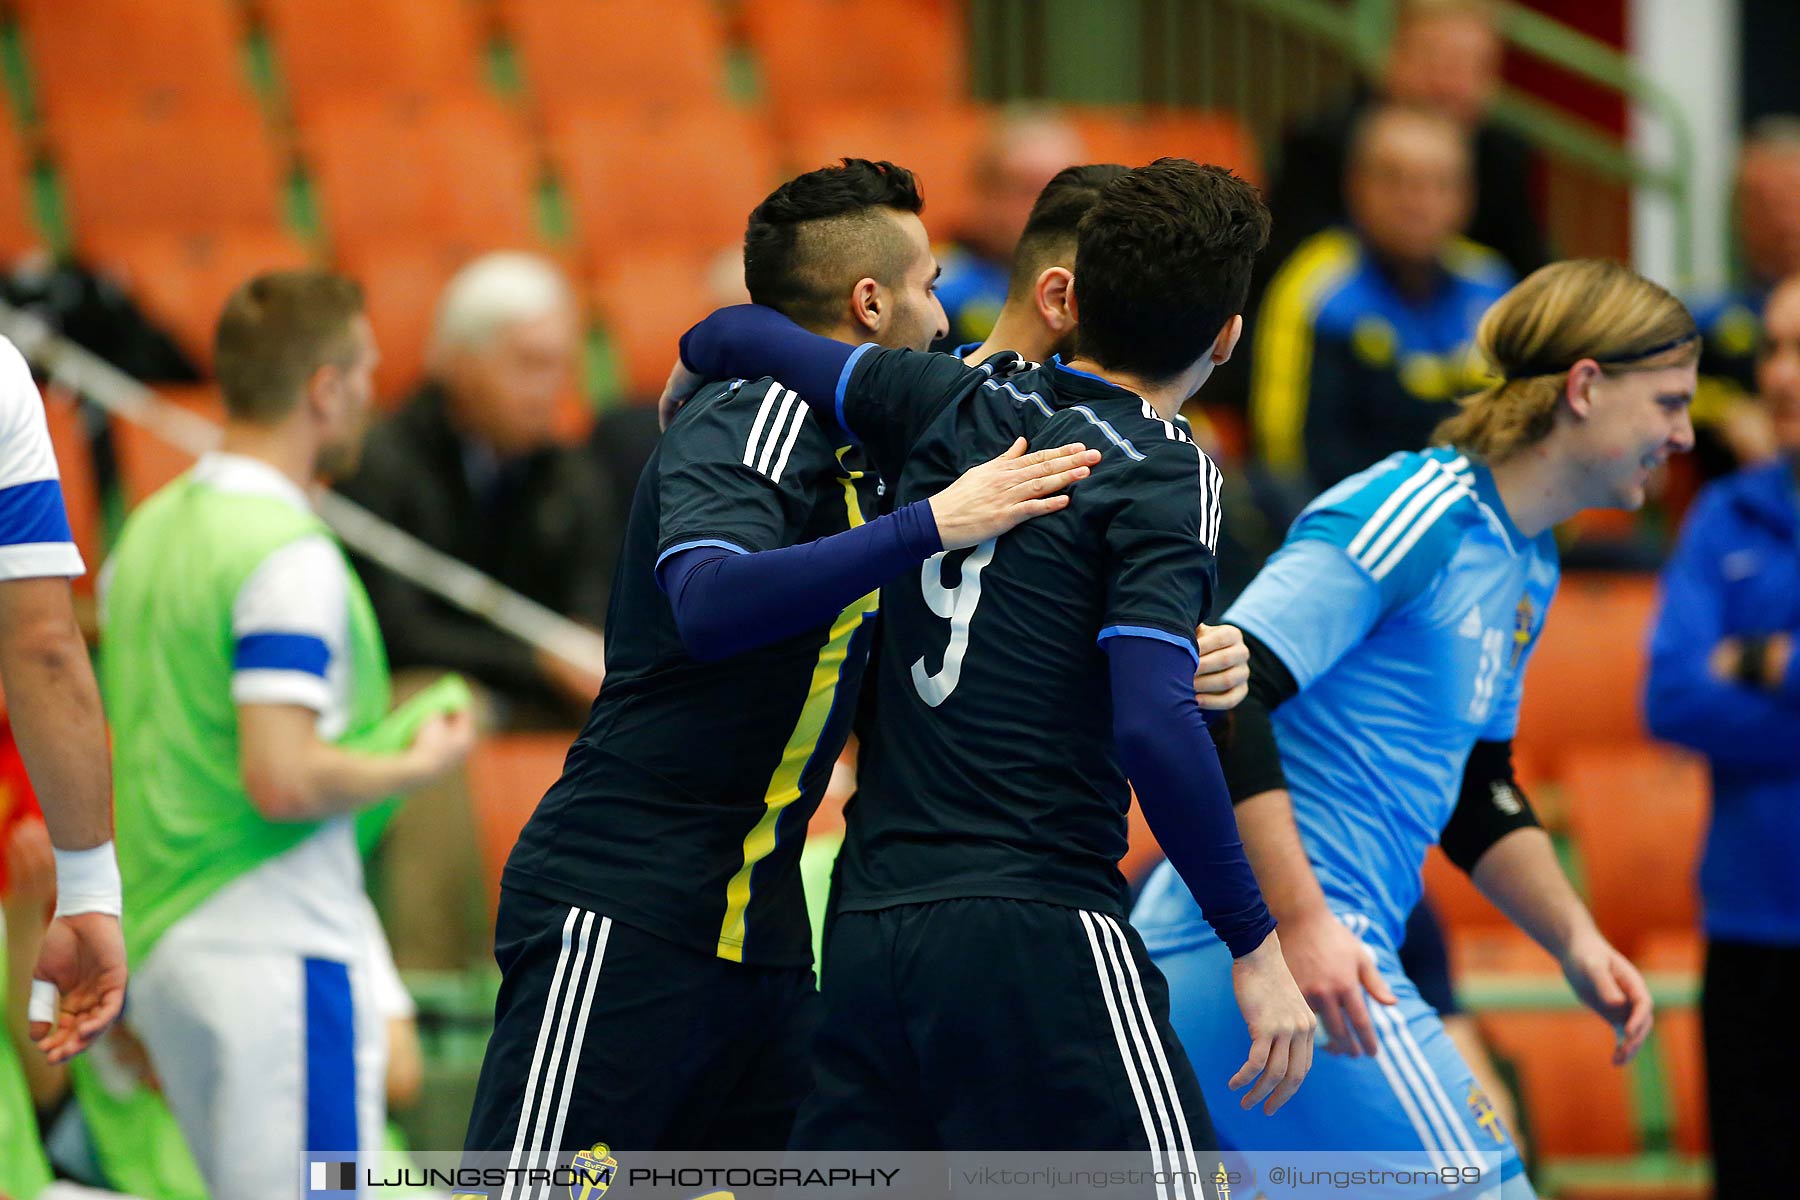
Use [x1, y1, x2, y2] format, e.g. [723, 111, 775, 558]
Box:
[830, 348, 1223, 917]
[504, 377, 883, 967]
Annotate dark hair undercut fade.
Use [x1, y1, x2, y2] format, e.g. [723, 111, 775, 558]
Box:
[743, 158, 926, 333]
[1007, 162, 1130, 301]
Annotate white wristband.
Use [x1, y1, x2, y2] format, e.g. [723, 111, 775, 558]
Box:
[28, 979, 56, 1025]
[52, 840, 123, 918]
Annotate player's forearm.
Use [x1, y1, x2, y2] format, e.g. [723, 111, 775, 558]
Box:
[1208, 634, 1333, 927]
[247, 740, 435, 823]
[0, 901, 64, 1103]
[1470, 827, 1600, 960]
[679, 304, 856, 421]
[1107, 636, 1275, 958]
[1232, 789, 1337, 927]
[659, 501, 941, 662]
[2, 899, 40, 1040]
[0, 611, 112, 851]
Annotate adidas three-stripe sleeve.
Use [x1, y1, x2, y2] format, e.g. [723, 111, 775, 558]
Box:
[656, 377, 844, 566]
[1227, 453, 1475, 687]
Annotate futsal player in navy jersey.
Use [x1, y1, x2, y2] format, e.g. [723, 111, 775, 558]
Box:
[673, 160, 1315, 1168]
[463, 159, 1097, 1157]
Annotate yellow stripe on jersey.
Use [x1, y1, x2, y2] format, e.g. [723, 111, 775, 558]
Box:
[1251, 229, 1360, 474]
[716, 450, 879, 962]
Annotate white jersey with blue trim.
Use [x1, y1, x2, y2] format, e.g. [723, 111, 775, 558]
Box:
[0, 336, 83, 581]
[1141, 447, 1559, 954]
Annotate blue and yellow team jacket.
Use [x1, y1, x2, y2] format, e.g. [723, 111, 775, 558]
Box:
[1251, 228, 1512, 495]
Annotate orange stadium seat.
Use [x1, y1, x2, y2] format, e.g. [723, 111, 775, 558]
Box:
[549, 103, 779, 254]
[591, 243, 725, 397]
[780, 105, 985, 234]
[742, 0, 966, 121]
[80, 226, 316, 369]
[1468, 935, 1641, 1157]
[1561, 742, 1707, 958]
[0, 93, 40, 260]
[49, 97, 286, 233]
[303, 97, 542, 258]
[1065, 109, 1151, 171]
[1421, 845, 1511, 944]
[467, 732, 576, 917]
[41, 387, 101, 587]
[1069, 107, 1262, 179]
[501, 0, 729, 109]
[260, 0, 489, 117]
[1638, 930, 1708, 1154]
[14, 0, 250, 113]
[1513, 572, 1659, 770]
[112, 387, 222, 508]
[333, 238, 468, 403]
[1479, 1009, 1641, 1156]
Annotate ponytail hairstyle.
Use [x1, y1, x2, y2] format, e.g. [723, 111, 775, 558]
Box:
[1433, 259, 1698, 462]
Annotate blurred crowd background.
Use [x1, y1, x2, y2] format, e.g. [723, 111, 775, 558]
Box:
[0, 1, 1796, 1197]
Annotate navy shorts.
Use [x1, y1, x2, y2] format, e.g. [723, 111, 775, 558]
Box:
[793, 896, 1220, 1169]
[463, 886, 819, 1154]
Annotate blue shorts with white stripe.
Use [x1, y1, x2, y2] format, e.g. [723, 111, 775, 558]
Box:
[1148, 911, 1532, 1199]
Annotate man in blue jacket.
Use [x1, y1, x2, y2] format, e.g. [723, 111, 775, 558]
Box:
[1646, 273, 1800, 1200]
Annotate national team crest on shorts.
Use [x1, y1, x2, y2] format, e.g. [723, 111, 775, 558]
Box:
[569, 1143, 618, 1199]
[1467, 1083, 1510, 1143]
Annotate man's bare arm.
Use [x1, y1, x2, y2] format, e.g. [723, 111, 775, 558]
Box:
[0, 577, 110, 850]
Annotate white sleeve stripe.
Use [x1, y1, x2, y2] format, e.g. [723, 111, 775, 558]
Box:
[0, 541, 84, 581]
[1140, 399, 1180, 441]
[1369, 483, 1469, 580]
[755, 388, 802, 476]
[1355, 466, 1464, 572]
[740, 387, 780, 467]
[1345, 460, 1440, 559]
[1191, 446, 1223, 554]
[768, 390, 810, 483]
[1204, 456, 1223, 551]
[231, 669, 333, 712]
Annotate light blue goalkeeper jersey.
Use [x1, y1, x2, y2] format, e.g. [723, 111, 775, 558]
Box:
[1139, 446, 1561, 954]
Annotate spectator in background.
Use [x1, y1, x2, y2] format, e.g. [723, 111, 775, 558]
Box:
[1263, 0, 1545, 281]
[338, 251, 616, 726]
[335, 252, 616, 969]
[1646, 272, 1800, 1200]
[1251, 104, 1511, 504]
[930, 109, 1084, 352]
[1687, 119, 1800, 477]
[100, 271, 474, 1200]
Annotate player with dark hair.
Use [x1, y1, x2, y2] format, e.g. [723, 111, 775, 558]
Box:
[953, 162, 1131, 365]
[670, 159, 1315, 1166]
[461, 158, 1099, 1158]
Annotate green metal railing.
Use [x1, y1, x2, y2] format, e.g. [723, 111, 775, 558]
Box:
[971, 0, 1698, 281]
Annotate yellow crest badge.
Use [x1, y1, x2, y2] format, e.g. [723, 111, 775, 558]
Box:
[1467, 1083, 1509, 1144]
[569, 1143, 618, 1200]
[1510, 596, 1535, 669]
